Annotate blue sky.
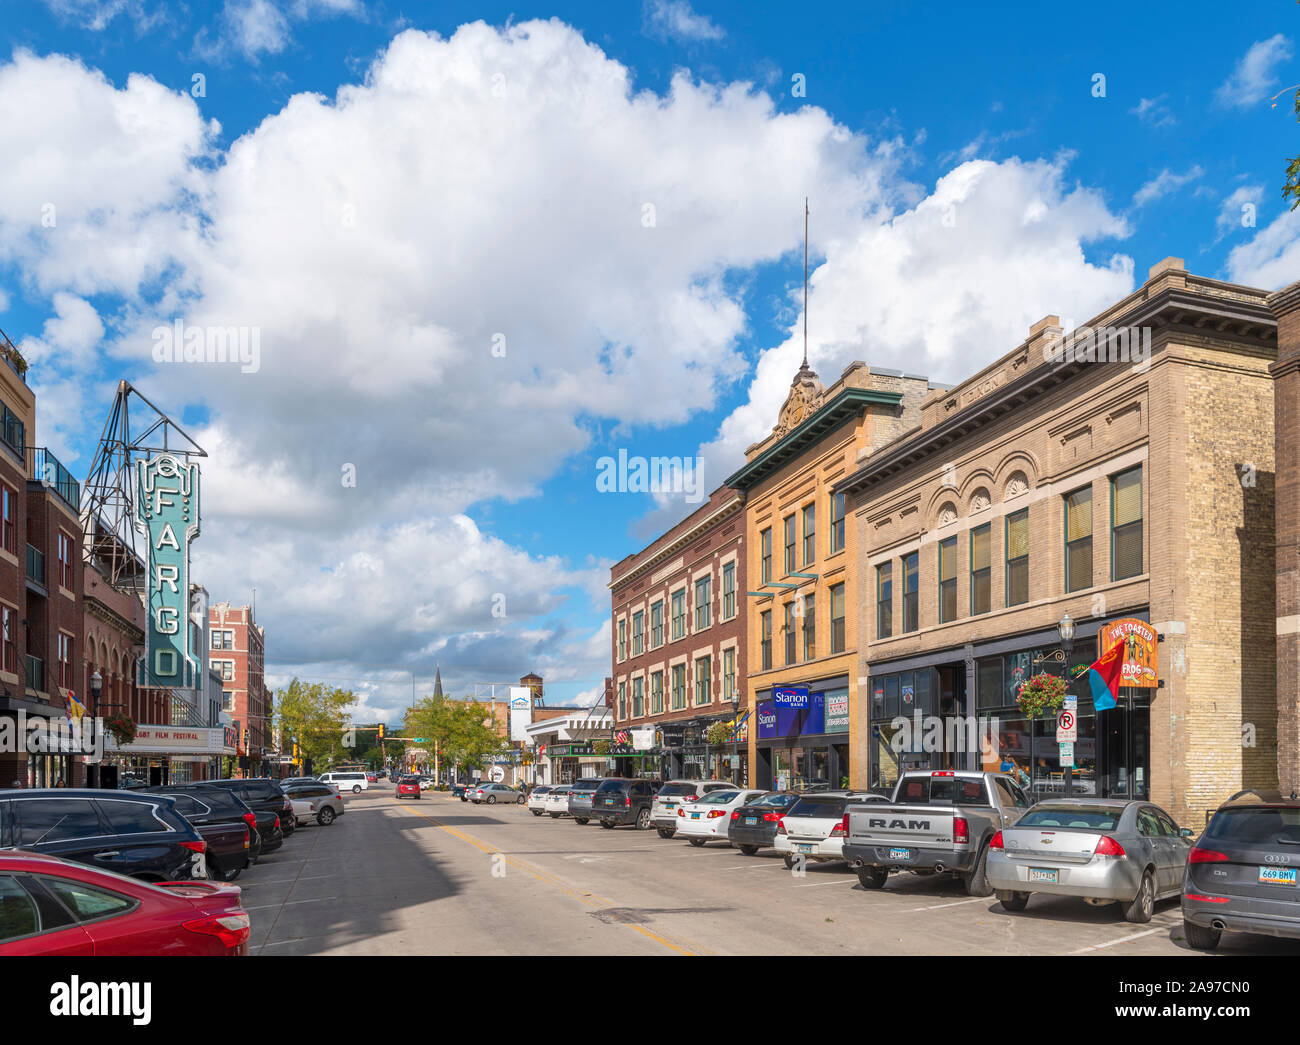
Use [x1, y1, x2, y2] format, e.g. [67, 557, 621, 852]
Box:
[0, 0, 1296, 718]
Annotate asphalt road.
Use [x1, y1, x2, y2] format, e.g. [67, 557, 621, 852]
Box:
[238, 782, 1300, 956]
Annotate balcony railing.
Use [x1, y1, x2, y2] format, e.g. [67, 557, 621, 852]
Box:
[26, 447, 80, 511]
[0, 328, 27, 386]
[25, 544, 44, 586]
[25, 655, 44, 694]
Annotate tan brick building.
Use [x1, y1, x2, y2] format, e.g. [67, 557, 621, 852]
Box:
[835, 259, 1279, 826]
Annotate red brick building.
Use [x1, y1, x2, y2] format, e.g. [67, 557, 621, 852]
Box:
[209, 601, 267, 775]
[609, 485, 748, 783]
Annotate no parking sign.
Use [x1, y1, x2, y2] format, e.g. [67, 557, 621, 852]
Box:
[1055, 709, 1077, 743]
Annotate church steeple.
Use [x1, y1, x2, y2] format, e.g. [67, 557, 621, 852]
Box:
[433, 665, 444, 698]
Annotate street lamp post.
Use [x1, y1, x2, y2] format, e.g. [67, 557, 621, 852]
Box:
[89, 671, 103, 788]
[1058, 614, 1075, 798]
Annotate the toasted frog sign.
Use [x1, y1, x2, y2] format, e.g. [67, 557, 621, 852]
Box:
[134, 453, 201, 688]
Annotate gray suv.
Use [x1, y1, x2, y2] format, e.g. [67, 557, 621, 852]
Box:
[566, 777, 604, 825]
[1182, 789, 1300, 950]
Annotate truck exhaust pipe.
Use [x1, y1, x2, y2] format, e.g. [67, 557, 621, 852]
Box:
[1211, 919, 1226, 931]
[933, 862, 945, 874]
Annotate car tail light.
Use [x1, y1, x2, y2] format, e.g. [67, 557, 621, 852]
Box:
[687, 795, 698, 802]
[273, 816, 281, 830]
[1094, 835, 1126, 858]
[1185, 893, 1230, 904]
[182, 912, 251, 949]
[777, 820, 787, 835]
[625, 796, 631, 807]
[677, 808, 685, 817]
[931, 770, 955, 777]
[242, 812, 257, 832]
[990, 830, 1004, 851]
[1189, 847, 1230, 864]
[830, 815, 848, 838]
[730, 811, 740, 820]
[180, 840, 207, 854]
[953, 816, 969, 846]
[707, 810, 726, 819]
[762, 812, 784, 822]
[242, 828, 250, 850]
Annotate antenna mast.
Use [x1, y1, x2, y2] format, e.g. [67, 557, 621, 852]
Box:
[803, 197, 809, 369]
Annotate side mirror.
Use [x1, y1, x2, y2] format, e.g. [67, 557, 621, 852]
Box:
[1180, 828, 1194, 838]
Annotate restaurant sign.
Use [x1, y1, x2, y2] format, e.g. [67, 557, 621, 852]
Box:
[1100, 617, 1159, 688]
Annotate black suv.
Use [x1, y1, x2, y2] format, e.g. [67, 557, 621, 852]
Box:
[205, 778, 296, 837]
[592, 778, 663, 830]
[1182, 788, 1300, 950]
[0, 789, 207, 881]
[145, 784, 264, 870]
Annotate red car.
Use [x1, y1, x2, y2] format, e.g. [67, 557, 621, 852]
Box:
[0, 852, 250, 956]
[396, 777, 422, 800]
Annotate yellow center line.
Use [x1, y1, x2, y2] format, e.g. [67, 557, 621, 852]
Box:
[391, 797, 707, 956]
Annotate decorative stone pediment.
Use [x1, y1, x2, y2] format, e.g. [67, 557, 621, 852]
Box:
[774, 363, 826, 436]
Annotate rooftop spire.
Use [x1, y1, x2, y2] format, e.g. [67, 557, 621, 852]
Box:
[433, 665, 443, 698]
[803, 197, 809, 370]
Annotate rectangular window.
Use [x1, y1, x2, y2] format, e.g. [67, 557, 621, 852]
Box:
[617, 619, 626, 661]
[760, 610, 772, 670]
[222, 691, 235, 713]
[939, 536, 958, 624]
[830, 492, 845, 553]
[902, 552, 919, 632]
[970, 524, 991, 615]
[784, 515, 796, 575]
[215, 660, 234, 681]
[632, 612, 644, 656]
[802, 503, 816, 565]
[617, 682, 626, 719]
[695, 656, 711, 706]
[651, 671, 664, 715]
[695, 575, 711, 630]
[670, 589, 686, 640]
[760, 528, 772, 584]
[58, 634, 72, 688]
[672, 664, 687, 710]
[1065, 487, 1093, 592]
[722, 561, 736, 619]
[1, 483, 13, 555]
[632, 677, 644, 718]
[830, 583, 846, 654]
[803, 594, 816, 660]
[877, 562, 893, 639]
[1, 605, 14, 675]
[1111, 468, 1143, 581]
[723, 648, 736, 702]
[784, 601, 796, 665]
[211, 630, 234, 651]
[651, 600, 664, 648]
[1006, 509, 1029, 607]
[57, 532, 72, 589]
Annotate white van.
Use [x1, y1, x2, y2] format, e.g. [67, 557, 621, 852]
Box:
[320, 771, 369, 793]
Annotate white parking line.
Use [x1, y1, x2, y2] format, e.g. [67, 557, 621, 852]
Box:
[906, 898, 987, 912]
[244, 897, 336, 911]
[794, 879, 857, 888]
[1069, 924, 1173, 953]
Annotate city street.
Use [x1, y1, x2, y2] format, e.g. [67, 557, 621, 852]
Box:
[241, 782, 1300, 957]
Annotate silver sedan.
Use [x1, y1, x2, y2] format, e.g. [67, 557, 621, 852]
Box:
[987, 799, 1194, 923]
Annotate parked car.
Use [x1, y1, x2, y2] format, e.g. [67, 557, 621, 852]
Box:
[651, 780, 735, 839]
[395, 777, 423, 800]
[192, 822, 251, 883]
[452, 783, 473, 801]
[0, 790, 209, 882]
[472, 783, 524, 805]
[204, 779, 297, 837]
[250, 810, 284, 859]
[0, 851, 250, 955]
[843, 770, 1030, 894]
[728, 791, 802, 855]
[675, 789, 768, 847]
[365, 773, 378, 783]
[1182, 789, 1300, 949]
[527, 785, 554, 816]
[566, 778, 604, 825]
[544, 786, 574, 817]
[319, 771, 369, 794]
[987, 798, 1193, 923]
[775, 791, 887, 868]
[287, 783, 346, 825]
[592, 778, 664, 830]
[144, 785, 262, 880]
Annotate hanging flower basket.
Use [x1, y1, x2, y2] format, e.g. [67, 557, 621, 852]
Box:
[104, 713, 137, 746]
[592, 739, 611, 756]
[1016, 673, 1068, 719]
[706, 722, 731, 747]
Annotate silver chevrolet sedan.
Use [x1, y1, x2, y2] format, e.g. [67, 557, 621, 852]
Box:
[987, 798, 1194, 923]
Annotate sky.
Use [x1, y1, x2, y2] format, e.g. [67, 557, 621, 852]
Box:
[0, 0, 1296, 723]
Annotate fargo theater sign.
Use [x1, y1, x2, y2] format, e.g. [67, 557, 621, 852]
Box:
[133, 454, 202, 689]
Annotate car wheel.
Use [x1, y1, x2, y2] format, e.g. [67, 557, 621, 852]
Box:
[635, 807, 652, 830]
[487, 795, 496, 805]
[738, 844, 759, 856]
[783, 854, 796, 870]
[353, 785, 362, 793]
[531, 809, 543, 817]
[575, 818, 589, 825]
[856, 867, 888, 889]
[212, 864, 241, 883]
[657, 827, 675, 839]
[688, 838, 706, 847]
[1183, 918, 1221, 951]
[1124, 871, 1156, 924]
[600, 820, 614, 829]
[517, 796, 526, 804]
[549, 812, 561, 818]
[964, 842, 994, 897]
[317, 807, 336, 826]
[996, 889, 1030, 911]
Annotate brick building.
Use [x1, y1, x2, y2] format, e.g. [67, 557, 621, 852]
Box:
[209, 601, 267, 775]
[610, 485, 748, 782]
[836, 258, 1279, 826]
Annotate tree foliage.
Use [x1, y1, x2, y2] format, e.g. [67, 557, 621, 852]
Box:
[275, 679, 356, 768]
[403, 694, 507, 771]
[1284, 89, 1300, 211]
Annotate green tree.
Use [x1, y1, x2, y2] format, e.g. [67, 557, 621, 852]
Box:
[275, 679, 357, 768]
[1283, 87, 1300, 210]
[404, 694, 507, 773]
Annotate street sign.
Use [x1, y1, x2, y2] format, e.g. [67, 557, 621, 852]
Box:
[1059, 742, 1075, 767]
[1064, 694, 1077, 711]
[1056, 709, 1077, 743]
[490, 766, 505, 783]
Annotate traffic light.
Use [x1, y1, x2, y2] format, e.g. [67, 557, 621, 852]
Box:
[378, 723, 385, 740]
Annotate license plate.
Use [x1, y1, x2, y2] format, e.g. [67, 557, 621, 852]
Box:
[666, 803, 676, 810]
[798, 844, 814, 854]
[691, 813, 701, 819]
[1259, 866, 1298, 886]
[1029, 867, 1059, 884]
[745, 817, 758, 825]
[888, 847, 911, 861]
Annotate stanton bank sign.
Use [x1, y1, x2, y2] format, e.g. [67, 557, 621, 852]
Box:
[133, 453, 202, 689]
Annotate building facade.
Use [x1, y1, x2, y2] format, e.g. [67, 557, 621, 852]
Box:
[837, 259, 1279, 827]
[610, 485, 748, 783]
[209, 601, 267, 776]
[725, 360, 932, 791]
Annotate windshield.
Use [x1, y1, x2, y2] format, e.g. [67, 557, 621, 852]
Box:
[594, 780, 626, 793]
[658, 783, 699, 797]
[749, 793, 798, 809]
[895, 776, 986, 805]
[788, 797, 846, 818]
[697, 791, 740, 805]
[1016, 806, 1122, 830]
[1206, 807, 1300, 845]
